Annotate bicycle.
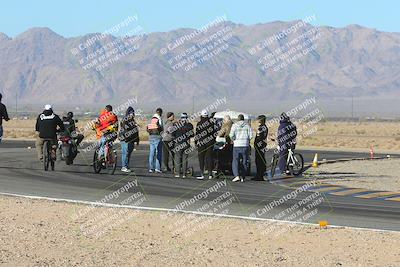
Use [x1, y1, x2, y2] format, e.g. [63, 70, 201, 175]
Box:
[270, 146, 304, 178]
[93, 139, 117, 175]
[43, 139, 57, 171]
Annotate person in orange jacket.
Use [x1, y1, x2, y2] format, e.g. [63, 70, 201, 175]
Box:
[94, 105, 118, 159]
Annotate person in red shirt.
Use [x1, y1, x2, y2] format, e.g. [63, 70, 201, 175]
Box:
[94, 105, 118, 159]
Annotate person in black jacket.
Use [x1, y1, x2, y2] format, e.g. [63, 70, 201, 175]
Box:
[253, 115, 268, 181]
[195, 110, 216, 180]
[119, 107, 140, 172]
[277, 112, 297, 174]
[62, 112, 84, 146]
[0, 93, 10, 144]
[35, 104, 65, 161]
[172, 113, 194, 178]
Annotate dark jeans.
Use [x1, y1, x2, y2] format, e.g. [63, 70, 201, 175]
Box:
[278, 149, 289, 173]
[174, 150, 188, 175]
[198, 146, 213, 175]
[255, 146, 266, 179]
[232, 146, 249, 177]
[0, 125, 3, 143]
[162, 140, 175, 170]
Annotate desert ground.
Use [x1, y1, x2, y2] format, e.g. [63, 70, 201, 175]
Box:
[0, 195, 399, 267]
[4, 119, 400, 152]
[306, 158, 400, 192]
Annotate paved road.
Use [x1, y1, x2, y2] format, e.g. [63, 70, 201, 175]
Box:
[0, 140, 399, 231]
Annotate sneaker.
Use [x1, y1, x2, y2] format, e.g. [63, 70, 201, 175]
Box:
[149, 169, 154, 173]
[174, 174, 180, 178]
[182, 175, 186, 179]
[197, 175, 204, 180]
[241, 177, 244, 183]
[155, 169, 163, 173]
[121, 167, 131, 173]
[232, 176, 241, 182]
[208, 175, 213, 180]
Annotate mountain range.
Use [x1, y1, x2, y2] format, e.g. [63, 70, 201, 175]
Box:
[0, 20, 399, 115]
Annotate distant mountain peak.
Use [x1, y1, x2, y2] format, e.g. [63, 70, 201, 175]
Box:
[15, 27, 64, 40]
[0, 32, 11, 41]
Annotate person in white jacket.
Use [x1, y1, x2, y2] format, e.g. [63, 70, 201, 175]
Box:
[229, 114, 253, 182]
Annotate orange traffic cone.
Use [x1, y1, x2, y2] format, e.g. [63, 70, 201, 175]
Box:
[370, 145, 374, 160]
[319, 220, 328, 229]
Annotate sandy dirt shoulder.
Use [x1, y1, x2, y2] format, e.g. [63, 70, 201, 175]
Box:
[0, 196, 399, 266]
[306, 158, 400, 192]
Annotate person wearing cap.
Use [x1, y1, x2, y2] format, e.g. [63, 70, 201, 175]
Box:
[0, 93, 10, 144]
[230, 114, 254, 182]
[162, 112, 175, 172]
[277, 112, 297, 175]
[253, 115, 268, 181]
[195, 110, 216, 179]
[147, 108, 164, 173]
[35, 104, 65, 161]
[172, 113, 194, 178]
[118, 107, 139, 173]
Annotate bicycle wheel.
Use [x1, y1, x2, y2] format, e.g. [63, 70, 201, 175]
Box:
[43, 141, 49, 171]
[93, 149, 102, 174]
[106, 149, 117, 175]
[270, 154, 278, 177]
[289, 153, 304, 176]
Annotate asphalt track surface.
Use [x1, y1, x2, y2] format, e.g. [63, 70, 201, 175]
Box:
[0, 140, 399, 231]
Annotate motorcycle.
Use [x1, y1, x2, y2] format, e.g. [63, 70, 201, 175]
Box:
[58, 134, 78, 165]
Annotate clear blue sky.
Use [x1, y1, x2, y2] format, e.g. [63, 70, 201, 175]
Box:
[0, 0, 398, 37]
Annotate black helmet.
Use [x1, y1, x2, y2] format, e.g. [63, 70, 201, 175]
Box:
[67, 111, 74, 118]
[280, 112, 290, 122]
[106, 105, 113, 112]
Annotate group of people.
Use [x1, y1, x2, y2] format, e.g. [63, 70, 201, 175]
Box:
[2, 96, 298, 182]
[34, 104, 139, 171]
[141, 108, 297, 182]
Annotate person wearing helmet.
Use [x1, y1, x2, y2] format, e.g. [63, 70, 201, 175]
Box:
[63, 111, 84, 146]
[277, 112, 297, 174]
[35, 104, 65, 161]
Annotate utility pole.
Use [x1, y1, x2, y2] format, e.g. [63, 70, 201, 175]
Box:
[351, 94, 354, 119]
[192, 96, 195, 115]
[15, 91, 18, 119]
